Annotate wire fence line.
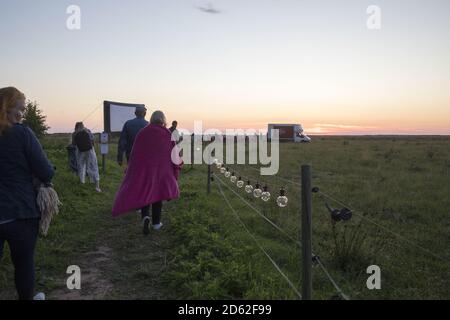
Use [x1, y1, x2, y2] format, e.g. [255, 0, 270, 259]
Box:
[243, 162, 448, 263]
[215, 176, 303, 299]
[243, 165, 302, 188]
[214, 172, 350, 300]
[316, 190, 448, 263]
[243, 163, 449, 263]
[228, 164, 289, 193]
[82, 102, 103, 122]
[214, 174, 301, 247]
[243, 165, 357, 186]
[313, 256, 350, 300]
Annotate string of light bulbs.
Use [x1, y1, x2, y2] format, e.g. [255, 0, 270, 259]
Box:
[213, 159, 289, 208]
[229, 164, 291, 190]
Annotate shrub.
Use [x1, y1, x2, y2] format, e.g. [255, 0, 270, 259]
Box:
[23, 100, 49, 138]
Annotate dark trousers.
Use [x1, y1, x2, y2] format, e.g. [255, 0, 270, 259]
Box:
[141, 202, 163, 225]
[0, 218, 39, 300]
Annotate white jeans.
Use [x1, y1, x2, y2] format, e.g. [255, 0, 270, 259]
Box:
[76, 148, 100, 183]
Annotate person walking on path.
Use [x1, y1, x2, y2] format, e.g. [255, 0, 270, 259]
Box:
[73, 122, 101, 192]
[0, 87, 55, 300]
[112, 111, 182, 235]
[117, 106, 148, 166]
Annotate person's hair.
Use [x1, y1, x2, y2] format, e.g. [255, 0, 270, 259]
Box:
[0, 87, 26, 136]
[135, 108, 147, 118]
[172, 120, 178, 126]
[74, 122, 85, 132]
[150, 110, 167, 126]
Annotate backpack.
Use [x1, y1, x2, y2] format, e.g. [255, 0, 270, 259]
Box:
[74, 130, 93, 152]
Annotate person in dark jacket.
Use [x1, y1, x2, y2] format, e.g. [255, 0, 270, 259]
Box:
[0, 87, 54, 300]
[117, 106, 148, 166]
[73, 122, 101, 192]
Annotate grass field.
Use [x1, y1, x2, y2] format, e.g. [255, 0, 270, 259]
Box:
[0, 135, 449, 300]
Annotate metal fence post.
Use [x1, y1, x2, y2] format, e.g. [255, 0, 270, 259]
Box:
[191, 133, 195, 168]
[301, 165, 313, 300]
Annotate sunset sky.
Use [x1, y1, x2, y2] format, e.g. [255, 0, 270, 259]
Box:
[1, 0, 449, 134]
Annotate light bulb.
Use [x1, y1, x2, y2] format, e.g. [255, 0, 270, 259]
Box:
[236, 177, 244, 188]
[253, 183, 262, 198]
[245, 181, 253, 194]
[277, 188, 288, 208]
[230, 173, 237, 183]
[224, 168, 231, 178]
[261, 186, 271, 202]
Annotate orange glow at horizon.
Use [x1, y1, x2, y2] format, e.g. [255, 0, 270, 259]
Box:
[38, 69, 450, 136]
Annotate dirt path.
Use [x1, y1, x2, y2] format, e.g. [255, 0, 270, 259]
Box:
[49, 246, 115, 300]
[48, 211, 173, 300]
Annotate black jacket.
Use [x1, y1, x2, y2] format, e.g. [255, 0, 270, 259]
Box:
[0, 124, 55, 220]
[118, 117, 148, 162]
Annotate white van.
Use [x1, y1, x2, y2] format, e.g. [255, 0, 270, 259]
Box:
[268, 124, 311, 143]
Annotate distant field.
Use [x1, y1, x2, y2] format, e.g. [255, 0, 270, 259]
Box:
[0, 135, 449, 299]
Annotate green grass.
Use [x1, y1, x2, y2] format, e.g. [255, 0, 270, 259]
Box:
[0, 135, 449, 299]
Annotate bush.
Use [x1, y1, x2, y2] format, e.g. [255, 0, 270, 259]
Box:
[23, 100, 50, 138]
[331, 219, 387, 273]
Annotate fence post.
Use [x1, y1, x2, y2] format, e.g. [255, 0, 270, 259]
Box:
[301, 165, 313, 300]
[191, 133, 195, 168]
[207, 158, 212, 194]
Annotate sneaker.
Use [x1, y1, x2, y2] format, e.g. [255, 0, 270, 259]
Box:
[33, 292, 46, 300]
[152, 222, 163, 230]
[142, 216, 150, 235]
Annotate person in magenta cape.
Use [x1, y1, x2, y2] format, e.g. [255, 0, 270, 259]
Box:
[112, 110, 182, 235]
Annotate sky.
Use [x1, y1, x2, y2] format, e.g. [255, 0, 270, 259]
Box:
[1, 0, 449, 134]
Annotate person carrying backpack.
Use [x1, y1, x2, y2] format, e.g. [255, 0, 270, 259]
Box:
[73, 122, 101, 192]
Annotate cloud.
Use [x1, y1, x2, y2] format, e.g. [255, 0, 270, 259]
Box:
[314, 123, 379, 129]
[305, 123, 382, 135]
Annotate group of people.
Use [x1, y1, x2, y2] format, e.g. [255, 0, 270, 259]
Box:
[0, 86, 182, 300]
[70, 106, 181, 196]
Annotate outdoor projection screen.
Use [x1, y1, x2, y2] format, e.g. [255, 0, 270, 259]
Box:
[103, 100, 146, 133]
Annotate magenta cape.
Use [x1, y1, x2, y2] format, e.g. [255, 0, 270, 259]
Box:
[112, 124, 182, 217]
